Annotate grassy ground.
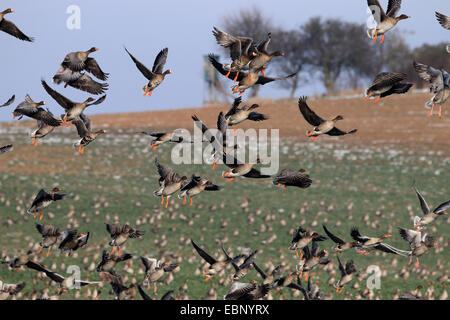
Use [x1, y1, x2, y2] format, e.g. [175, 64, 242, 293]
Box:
[0, 129, 448, 300]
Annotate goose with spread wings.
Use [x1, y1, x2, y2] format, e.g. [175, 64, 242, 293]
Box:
[72, 114, 106, 154]
[35, 224, 72, 257]
[60, 47, 109, 81]
[435, 12, 450, 53]
[0, 144, 13, 155]
[253, 263, 281, 286]
[222, 247, 258, 283]
[125, 47, 172, 96]
[29, 108, 61, 147]
[413, 61, 449, 117]
[212, 27, 257, 82]
[106, 223, 144, 256]
[192, 112, 238, 170]
[209, 54, 297, 95]
[272, 168, 312, 190]
[140, 257, 179, 294]
[52, 67, 108, 95]
[140, 130, 189, 150]
[350, 227, 405, 256]
[0, 9, 33, 42]
[58, 231, 90, 256]
[41, 79, 106, 126]
[96, 250, 133, 281]
[224, 281, 270, 300]
[178, 175, 220, 207]
[412, 186, 449, 230]
[366, 0, 410, 43]
[12, 95, 61, 128]
[1, 251, 45, 272]
[221, 152, 270, 182]
[0, 95, 14, 108]
[322, 224, 360, 254]
[224, 97, 269, 132]
[365, 72, 413, 103]
[297, 241, 330, 281]
[289, 226, 327, 260]
[334, 257, 357, 294]
[191, 239, 242, 282]
[298, 96, 357, 142]
[250, 32, 285, 73]
[27, 187, 66, 221]
[154, 158, 188, 208]
[398, 228, 437, 268]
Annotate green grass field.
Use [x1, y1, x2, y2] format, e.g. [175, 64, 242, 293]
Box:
[0, 131, 448, 300]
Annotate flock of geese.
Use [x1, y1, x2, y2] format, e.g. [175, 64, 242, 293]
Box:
[0, 1, 449, 300]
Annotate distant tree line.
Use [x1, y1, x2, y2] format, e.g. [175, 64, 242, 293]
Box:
[218, 8, 450, 98]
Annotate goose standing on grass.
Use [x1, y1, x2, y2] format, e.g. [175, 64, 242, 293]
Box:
[52, 67, 108, 95]
[12, 95, 61, 128]
[224, 97, 269, 132]
[106, 223, 144, 255]
[335, 257, 356, 294]
[209, 54, 297, 95]
[154, 158, 188, 208]
[398, 228, 437, 268]
[72, 114, 107, 154]
[289, 226, 327, 260]
[435, 12, 450, 53]
[140, 257, 179, 294]
[221, 153, 271, 182]
[140, 130, 187, 150]
[124, 47, 172, 96]
[322, 225, 360, 254]
[412, 186, 449, 230]
[366, 0, 410, 44]
[178, 175, 220, 207]
[413, 61, 449, 117]
[190, 239, 242, 282]
[212, 27, 257, 82]
[60, 47, 109, 80]
[297, 96, 357, 142]
[30, 109, 60, 147]
[272, 168, 312, 191]
[96, 250, 133, 281]
[27, 187, 66, 221]
[0, 144, 13, 155]
[0, 9, 33, 42]
[41, 79, 106, 126]
[250, 32, 285, 75]
[0, 95, 14, 107]
[365, 72, 413, 103]
[192, 112, 238, 170]
[58, 231, 90, 256]
[0, 281, 25, 300]
[35, 224, 68, 257]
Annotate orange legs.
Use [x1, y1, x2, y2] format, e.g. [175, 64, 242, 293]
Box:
[205, 275, 214, 282]
[37, 246, 43, 255]
[33, 208, 37, 219]
[380, 34, 385, 44]
[366, 91, 373, 99]
[438, 105, 442, 118]
[311, 136, 319, 142]
[147, 90, 153, 97]
[212, 161, 216, 170]
[239, 91, 245, 95]
[161, 195, 164, 205]
[110, 246, 115, 255]
[373, 96, 380, 103]
[39, 210, 43, 221]
[373, 30, 378, 42]
[78, 145, 85, 154]
[306, 131, 313, 137]
[165, 197, 169, 208]
[150, 144, 159, 150]
[233, 125, 236, 133]
[143, 88, 148, 96]
[46, 248, 51, 257]
[117, 246, 121, 256]
[408, 256, 412, 266]
[232, 87, 239, 94]
[415, 257, 420, 268]
[182, 195, 187, 205]
[233, 72, 240, 83]
[261, 69, 266, 77]
[304, 271, 310, 281]
[189, 198, 193, 207]
[225, 69, 231, 79]
[283, 185, 287, 191]
[222, 170, 232, 178]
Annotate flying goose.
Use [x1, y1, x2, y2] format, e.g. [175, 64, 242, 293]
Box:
[0, 95, 14, 107]
[52, 67, 108, 95]
[365, 72, 413, 103]
[224, 97, 269, 132]
[335, 257, 356, 294]
[0, 9, 33, 42]
[272, 168, 312, 190]
[140, 257, 179, 294]
[412, 186, 449, 230]
[106, 223, 144, 255]
[153, 158, 188, 208]
[178, 175, 220, 207]
[60, 47, 109, 80]
[27, 187, 66, 221]
[72, 114, 107, 154]
[398, 228, 437, 268]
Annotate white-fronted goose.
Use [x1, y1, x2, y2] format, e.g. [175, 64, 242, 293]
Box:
[0, 95, 14, 107]
[224, 281, 270, 300]
[96, 250, 133, 281]
[222, 248, 258, 283]
[0, 281, 25, 300]
[140, 257, 178, 294]
[298, 96, 357, 141]
[335, 257, 356, 294]
[52, 67, 108, 95]
[273, 168, 312, 190]
[30, 108, 60, 147]
[191, 239, 240, 282]
[27, 187, 66, 221]
[108, 273, 136, 300]
[0, 144, 13, 155]
[322, 224, 359, 254]
[178, 175, 220, 206]
[298, 277, 325, 300]
[106, 223, 144, 255]
[35, 224, 68, 257]
[12, 95, 61, 128]
[124, 47, 172, 96]
[0, 9, 33, 42]
[212, 27, 257, 82]
[72, 114, 106, 154]
[253, 263, 281, 286]
[365, 72, 413, 103]
[153, 158, 188, 208]
[209, 54, 297, 95]
[250, 32, 285, 74]
[1, 250, 44, 272]
[398, 228, 437, 267]
[297, 241, 330, 281]
[435, 12, 450, 29]
[60, 47, 109, 80]
[41, 79, 106, 126]
[412, 186, 449, 230]
[289, 226, 327, 260]
[58, 231, 90, 255]
[413, 61, 449, 117]
[192, 112, 238, 169]
[366, 0, 410, 43]
[350, 227, 405, 255]
[221, 152, 270, 182]
[224, 97, 269, 132]
[140, 130, 187, 150]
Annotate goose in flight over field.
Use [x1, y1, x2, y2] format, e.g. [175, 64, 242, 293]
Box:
[0, 95, 15, 107]
[52, 67, 108, 95]
[153, 158, 188, 208]
[224, 97, 269, 132]
[35, 224, 71, 257]
[435, 12, 450, 53]
[12, 95, 61, 128]
[106, 223, 144, 256]
[224, 281, 270, 300]
[221, 153, 271, 182]
[334, 257, 356, 294]
[140, 130, 188, 150]
[272, 168, 312, 191]
[0, 144, 13, 155]
[398, 228, 437, 268]
[350, 227, 404, 256]
[125, 47, 172, 96]
[412, 186, 449, 230]
[366, 0, 410, 44]
[365, 72, 413, 103]
[140, 257, 179, 294]
[178, 175, 220, 207]
[298, 97, 357, 141]
[0, 9, 33, 42]
[322, 224, 360, 254]
[250, 32, 285, 75]
[60, 47, 109, 80]
[27, 187, 66, 221]
[96, 250, 133, 281]
[72, 114, 107, 154]
[289, 226, 327, 260]
[58, 231, 90, 256]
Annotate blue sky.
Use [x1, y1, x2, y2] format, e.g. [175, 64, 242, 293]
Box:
[0, 0, 449, 121]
